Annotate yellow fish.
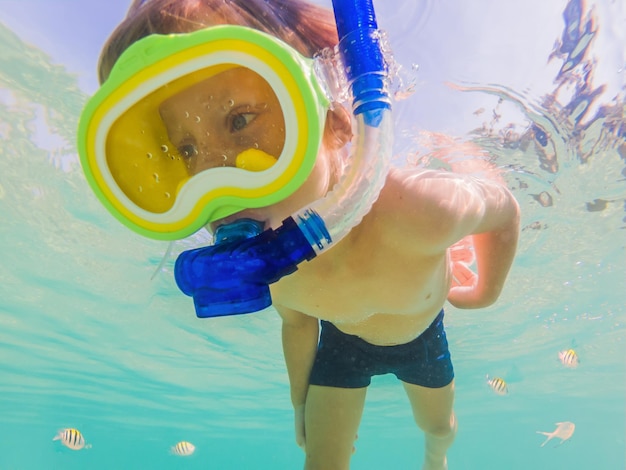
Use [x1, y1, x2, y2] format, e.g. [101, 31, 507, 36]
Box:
[53, 428, 91, 450]
[486, 375, 508, 395]
[558, 349, 579, 368]
[171, 441, 195, 456]
[537, 421, 575, 447]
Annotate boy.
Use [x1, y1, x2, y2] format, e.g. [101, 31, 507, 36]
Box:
[97, 1, 520, 468]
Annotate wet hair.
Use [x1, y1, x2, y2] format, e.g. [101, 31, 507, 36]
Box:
[98, 0, 339, 84]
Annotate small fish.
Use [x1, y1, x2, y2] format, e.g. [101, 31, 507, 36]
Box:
[171, 441, 195, 456]
[559, 349, 579, 368]
[537, 421, 575, 447]
[486, 375, 508, 395]
[53, 428, 91, 450]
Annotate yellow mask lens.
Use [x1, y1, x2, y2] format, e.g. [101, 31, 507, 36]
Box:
[106, 65, 286, 214]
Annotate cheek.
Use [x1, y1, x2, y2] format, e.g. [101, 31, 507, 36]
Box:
[257, 123, 285, 156]
[234, 133, 257, 150]
[292, 158, 331, 202]
[263, 154, 331, 226]
[232, 122, 284, 156]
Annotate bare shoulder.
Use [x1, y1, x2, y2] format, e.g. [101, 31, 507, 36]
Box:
[370, 168, 465, 250]
[370, 167, 514, 253]
[386, 166, 483, 193]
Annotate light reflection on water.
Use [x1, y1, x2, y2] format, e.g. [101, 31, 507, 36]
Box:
[0, 0, 624, 468]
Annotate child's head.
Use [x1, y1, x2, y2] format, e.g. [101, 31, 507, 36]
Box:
[99, 0, 338, 84]
[95, 0, 353, 231]
[99, 0, 350, 163]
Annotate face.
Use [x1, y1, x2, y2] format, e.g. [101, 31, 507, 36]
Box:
[159, 67, 286, 175]
[159, 66, 340, 232]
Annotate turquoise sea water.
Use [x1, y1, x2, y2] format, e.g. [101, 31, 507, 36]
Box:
[0, 0, 624, 468]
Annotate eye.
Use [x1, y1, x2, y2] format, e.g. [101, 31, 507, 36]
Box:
[230, 113, 257, 132]
[178, 143, 198, 159]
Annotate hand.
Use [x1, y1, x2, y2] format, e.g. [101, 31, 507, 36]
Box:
[292, 404, 358, 454]
[448, 260, 484, 308]
[449, 236, 475, 266]
[448, 238, 487, 309]
[294, 404, 306, 451]
[448, 264, 498, 309]
[450, 261, 477, 289]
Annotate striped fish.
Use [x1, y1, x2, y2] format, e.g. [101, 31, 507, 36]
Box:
[53, 428, 90, 450]
[171, 441, 196, 456]
[486, 375, 508, 395]
[558, 349, 579, 368]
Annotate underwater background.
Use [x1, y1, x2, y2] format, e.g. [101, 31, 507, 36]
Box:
[0, 0, 624, 468]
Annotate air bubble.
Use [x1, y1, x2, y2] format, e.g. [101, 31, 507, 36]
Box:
[228, 99, 235, 107]
[138, 186, 143, 192]
[160, 145, 168, 152]
[195, 116, 201, 123]
[153, 173, 160, 183]
[146, 152, 153, 159]
[165, 192, 171, 198]
[184, 111, 190, 118]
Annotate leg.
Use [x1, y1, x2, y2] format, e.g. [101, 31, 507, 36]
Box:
[402, 380, 457, 470]
[304, 384, 367, 470]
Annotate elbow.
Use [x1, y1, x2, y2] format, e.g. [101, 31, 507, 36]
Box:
[506, 191, 522, 231]
[447, 285, 502, 310]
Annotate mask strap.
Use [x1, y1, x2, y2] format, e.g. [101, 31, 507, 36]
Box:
[151, 241, 176, 280]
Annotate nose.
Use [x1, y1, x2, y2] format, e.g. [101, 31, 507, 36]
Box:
[191, 134, 238, 174]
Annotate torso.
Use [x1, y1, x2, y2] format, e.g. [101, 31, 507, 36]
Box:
[271, 169, 453, 346]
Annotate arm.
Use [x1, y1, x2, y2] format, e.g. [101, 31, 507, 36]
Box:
[276, 305, 319, 407]
[275, 304, 319, 448]
[386, 169, 520, 308]
[448, 176, 519, 308]
[448, 211, 518, 309]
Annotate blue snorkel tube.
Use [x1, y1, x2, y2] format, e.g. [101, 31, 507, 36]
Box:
[175, 0, 393, 317]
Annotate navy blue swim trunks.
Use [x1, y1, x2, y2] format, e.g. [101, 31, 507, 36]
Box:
[309, 310, 454, 388]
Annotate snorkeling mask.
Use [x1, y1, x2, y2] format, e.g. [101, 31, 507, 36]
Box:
[78, 25, 329, 240]
[79, 0, 394, 317]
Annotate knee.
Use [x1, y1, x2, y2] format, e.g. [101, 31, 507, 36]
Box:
[421, 412, 458, 439]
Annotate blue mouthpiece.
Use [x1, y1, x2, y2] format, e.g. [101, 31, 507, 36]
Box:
[174, 217, 317, 317]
